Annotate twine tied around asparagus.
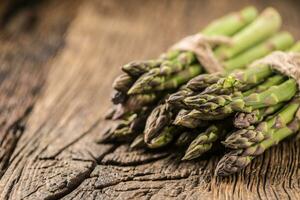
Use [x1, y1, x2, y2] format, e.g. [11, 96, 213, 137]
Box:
[170, 33, 233, 73]
[250, 51, 300, 89]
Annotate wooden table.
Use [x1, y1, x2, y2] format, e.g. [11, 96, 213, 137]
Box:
[0, 0, 300, 199]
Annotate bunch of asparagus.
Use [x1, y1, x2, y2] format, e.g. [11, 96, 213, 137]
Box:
[105, 7, 279, 140]
[164, 43, 300, 176]
[145, 7, 293, 146]
[103, 6, 300, 176]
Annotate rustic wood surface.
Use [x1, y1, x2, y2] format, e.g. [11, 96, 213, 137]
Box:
[0, 0, 300, 199]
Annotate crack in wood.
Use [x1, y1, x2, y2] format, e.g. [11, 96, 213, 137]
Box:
[0, 105, 34, 177]
[36, 144, 121, 200]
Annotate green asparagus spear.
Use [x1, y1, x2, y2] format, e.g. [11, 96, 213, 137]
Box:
[224, 97, 300, 149]
[289, 41, 300, 52]
[144, 103, 174, 143]
[130, 134, 147, 149]
[154, 64, 204, 91]
[113, 73, 135, 92]
[167, 87, 195, 109]
[185, 73, 223, 91]
[110, 8, 293, 148]
[182, 122, 231, 160]
[173, 109, 211, 128]
[223, 32, 294, 71]
[174, 109, 230, 125]
[122, 60, 164, 77]
[202, 64, 274, 95]
[234, 103, 284, 128]
[190, 75, 286, 113]
[215, 111, 300, 176]
[127, 7, 261, 95]
[196, 79, 297, 118]
[215, 8, 281, 60]
[147, 126, 177, 148]
[241, 75, 286, 97]
[169, 31, 293, 108]
[203, 34, 297, 96]
[238, 79, 297, 109]
[166, 74, 223, 110]
[183, 94, 232, 110]
[201, 7, 258, 36]
[124, 93, 159, 111]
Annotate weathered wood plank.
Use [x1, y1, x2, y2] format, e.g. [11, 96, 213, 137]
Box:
[0, 0, 80, 178]
[0, 0, 300, 199]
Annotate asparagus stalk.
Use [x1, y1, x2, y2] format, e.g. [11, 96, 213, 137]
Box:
[166, 74, 224, 114]
[238, 79, 297, 109]
[224, 97, 300, 149]
[182, 122, 232, 160]
[130, 134, 147, 149]
[166, 74, 223, 108]
[124, 93, 159, 111]
[111, 44, 180, 105]
[201, 65, 272, 95]
[169, 31, 294, 110]
[107, 7, 259, 144]
[144, 103, 174, 143]
[122, 59, 164, 77]
[174, 109, 230, 124]
[215, 111, 300, 176]
[190, 79, 297, 119]
[289, 41, 300, 52]
[127, 7, 261, 95]
[233, 74, 287, 127]
[203, 32, 295, 96]
[113, 73, 135, 92]
[183, 93, 234, 111]
[201, 7, 258, 36]
[173, 109, 211, 128]
[241, 74, 286, 96]
[147, 126, 178, 148]
[215, 8, 281, 60]
[153, 64, 204, 91]
[223, 31, 294, 71]
[148, 31, 293, 143]
[234, 103, 284, 128]
[190, 74, 286, 113]
[166, 87, 195, 109]
[181, 39, 300, 121]
[185, 73, 223, 91]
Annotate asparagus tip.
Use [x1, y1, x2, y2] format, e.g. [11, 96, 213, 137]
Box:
[130, 136, 145, 149]
[127, 87, 137, 95]
[181, 154, 191, 161]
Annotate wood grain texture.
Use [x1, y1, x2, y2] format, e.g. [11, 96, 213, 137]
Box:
[0, 0, 300, 199]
